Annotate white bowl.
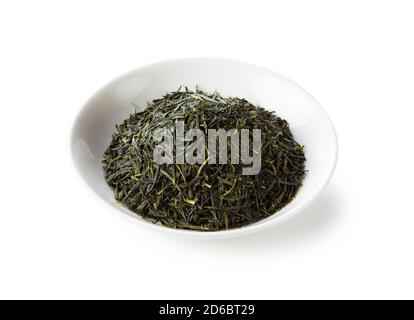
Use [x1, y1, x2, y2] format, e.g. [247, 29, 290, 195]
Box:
[71, 58, 338, 239]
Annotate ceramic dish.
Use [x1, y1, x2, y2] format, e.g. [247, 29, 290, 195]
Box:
[71, 58, 338, 239]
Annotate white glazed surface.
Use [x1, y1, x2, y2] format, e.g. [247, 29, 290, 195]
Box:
[71, 58, 338, 239]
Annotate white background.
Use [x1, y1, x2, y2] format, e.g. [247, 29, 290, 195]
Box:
[1, 0, 413, 300]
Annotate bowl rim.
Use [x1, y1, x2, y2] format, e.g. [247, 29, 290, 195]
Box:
[71, 57, 338, 239]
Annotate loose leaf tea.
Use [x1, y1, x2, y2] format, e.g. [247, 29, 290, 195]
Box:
[103, 87, 306, 231]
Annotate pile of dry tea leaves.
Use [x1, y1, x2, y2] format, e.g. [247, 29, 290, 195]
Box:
[103, 87, 306, 231]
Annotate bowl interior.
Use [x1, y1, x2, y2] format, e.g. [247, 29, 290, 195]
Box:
[71, 58, 337, 239]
